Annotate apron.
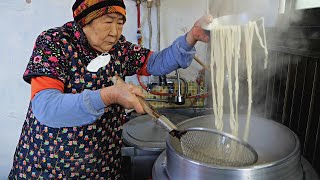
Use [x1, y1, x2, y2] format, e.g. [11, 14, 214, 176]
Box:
[9, 21, 150, 179]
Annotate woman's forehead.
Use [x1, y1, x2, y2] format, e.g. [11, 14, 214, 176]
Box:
[103, 13, 124, 20]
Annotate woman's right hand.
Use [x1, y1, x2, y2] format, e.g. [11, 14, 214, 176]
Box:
[99, 79, 146, 114]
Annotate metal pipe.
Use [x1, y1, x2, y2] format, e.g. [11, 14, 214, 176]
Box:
[297, 60, 307, 132]
[270, 53, 278, 118]
[303, 61, 318, 157]
[264, 53, 272, 118]
[279, 0, 286, 14]
[156, 0, 160, 51]
[147, 0, 153, 49]
[289, 57, 300, 129]
[175, 70, 185, 105]
[281, 56, 292, 124]
[155, 0, 168, 87]
[167, 76, 189, 97]
[147, 0, 153, 85]
[313, 113, 320, 164]
[276, 54, 284, 121]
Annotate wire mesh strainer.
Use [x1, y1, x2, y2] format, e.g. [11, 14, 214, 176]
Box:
[112, 76, 258, 167]
[170, 127, 258, 167]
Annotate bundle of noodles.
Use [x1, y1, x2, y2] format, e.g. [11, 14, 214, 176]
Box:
[209, 18, 268, 140]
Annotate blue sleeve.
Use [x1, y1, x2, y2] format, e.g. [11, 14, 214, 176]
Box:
[147, 34, 196, 75]
[31, 89, 106, 128]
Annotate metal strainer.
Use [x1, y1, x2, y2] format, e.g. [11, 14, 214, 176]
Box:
[112, 76, 258, 167]
[170, 127, 258, 167]
[139, 100, 258, 167]
[142, 104, 258, 167]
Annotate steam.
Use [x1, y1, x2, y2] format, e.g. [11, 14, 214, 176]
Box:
[208, 0, 279, 26]
[206, 0, 306, 118]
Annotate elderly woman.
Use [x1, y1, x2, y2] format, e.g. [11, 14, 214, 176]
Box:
[9, 0, 210, 179]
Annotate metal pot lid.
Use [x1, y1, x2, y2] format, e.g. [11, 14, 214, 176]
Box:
[122, 112, 188, 151]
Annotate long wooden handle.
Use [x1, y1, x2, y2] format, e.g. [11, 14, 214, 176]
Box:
[194, 56, 210, 71]
[112, 76, 177, 131]
[136, 96, 161, 119]
[136, 94, 177, 131]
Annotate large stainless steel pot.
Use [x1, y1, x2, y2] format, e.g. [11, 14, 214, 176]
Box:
[165, 114, 303, 180]
[153, 151, 319, 180]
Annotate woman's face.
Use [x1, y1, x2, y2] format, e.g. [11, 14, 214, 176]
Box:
[83, 13, 124, 52]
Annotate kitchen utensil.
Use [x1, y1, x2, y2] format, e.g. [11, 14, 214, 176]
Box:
[194, 56, 210, 71]
[112, 76, 258, 167]
[174, 127, 258, 166]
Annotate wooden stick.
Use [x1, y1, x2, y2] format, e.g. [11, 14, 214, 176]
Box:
[194, 56, 210, 71]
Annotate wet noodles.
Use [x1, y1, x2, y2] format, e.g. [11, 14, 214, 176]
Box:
[210, 18, 268, 140]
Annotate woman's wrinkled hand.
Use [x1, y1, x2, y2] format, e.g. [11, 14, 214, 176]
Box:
[100, 79, 146, 114]
[186, 15, 213, 45]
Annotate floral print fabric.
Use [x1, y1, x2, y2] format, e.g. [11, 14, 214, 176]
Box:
[9, 21, 150, 179]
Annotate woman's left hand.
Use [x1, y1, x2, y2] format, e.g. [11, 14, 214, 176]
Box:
[186, 15, 213, 45]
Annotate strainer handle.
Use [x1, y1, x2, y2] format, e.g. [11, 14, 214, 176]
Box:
[136, 96, 161, 119]
[112, 76, 178, 131]
[136, 96, 178, 131]
[157, 115, 178, 131]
